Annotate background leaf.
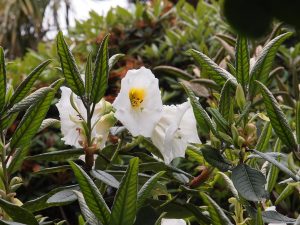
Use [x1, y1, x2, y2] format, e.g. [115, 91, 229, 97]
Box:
[235, 35, 249, 89]
[0, 47, 6, 111]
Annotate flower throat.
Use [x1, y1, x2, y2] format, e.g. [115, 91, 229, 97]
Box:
[129, 88, 145, 108]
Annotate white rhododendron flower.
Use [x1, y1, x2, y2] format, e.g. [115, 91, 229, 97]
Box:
[265, 206, 287, 225]
[56, 87, 113, 149]
[151, 101, 201, 164]
[161, 219, 186, 225]
[113, 67, 163, 137]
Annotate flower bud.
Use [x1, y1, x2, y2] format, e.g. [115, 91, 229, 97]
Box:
[235, 84, 246, 109]
[237, 136, 245, 148]
[245, 123, 257, 137]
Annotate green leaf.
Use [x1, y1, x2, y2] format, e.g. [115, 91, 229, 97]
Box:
[235, 35, 249, 89]
[275, 183, 295, 205]
[249, 32, 293, 96]
[0, 220, 26, 225]
[153, 66, 194, 80]
[201, 145, 232, 172]
[140, 137, 164, 160]
[26, 148, 82, 162]
[296, 101, 300, 144]
[256, 206, 264, 225]
[47, 189, 78, 204]
[219, 79, 235, 122]
[207, 107, 230, 133]
[8, 87, 53, 114]
[9, 79, 64, 150]
[109, 54, 124, 72]
[266, 139, 281, 192]
[255, 121, 272, 152]
[0, 198, 38, 225]
[34, 165, 71, 175]
[0, 47, 6, 111]
[261, 210, 295, 223]
[8, 144, 30, 174]
[186, 49, 237, 86]
[91, 170, 120, 189]
[201, 193, 234, 225]
[69, 161, 110, 225]
[231, 163, 268, 201]
[110, 157, 139, 225]
[85, 52, 93, 99]
[181, 82, 217, 136]
[137, 171, 165, 210]
[9, 60, 52, 105]
[91, 34, 109, 104]
[252, 149, 300, 181]
[256, 81, 297, 149]
[38, 118, 60, 132]
[74, 191, 102, 225]
[56, 31, 85, 96]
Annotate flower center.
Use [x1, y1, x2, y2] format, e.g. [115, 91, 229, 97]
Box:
[129, 88, 145, 108]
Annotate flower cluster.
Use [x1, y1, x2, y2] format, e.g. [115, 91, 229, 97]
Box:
[56, 67, 200, 164]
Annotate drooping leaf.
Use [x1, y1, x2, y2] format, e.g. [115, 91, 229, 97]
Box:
[9, 79, 64, 150]
[0, 47, 6, 111]
[9, 60, 52, 105]
[69, 161, 110, 225]
[153, 66, 194, 80]
[108, 54, 124, 72]
[47, 189, 78, 204]
[0, 198, 38, 225]
[137, 171, 165, 210]
[249, 32, 293, 96]
[90, 170, 120, 189]
[91, 34, 109, 104]
[186, 49, 237, 86]
[57, 31, 85, 96]
[26, 148, 82, 162]
[256, 81, 297, 149]
[201, 193, 234, 225]
[231, 164, 268, 201]
[201, 145, 232, 172]
[38, 118, 60, 132]
[110, 157, 139, 225]
[235, 35, 250, 89]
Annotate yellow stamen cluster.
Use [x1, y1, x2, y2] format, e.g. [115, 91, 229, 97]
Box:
[129, 88, 145, 109]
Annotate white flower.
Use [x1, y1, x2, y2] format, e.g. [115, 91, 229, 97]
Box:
[56, 87, 113, 149]
[113, 67, 163, 137]
[151, 101, 201, 164]
[161, 219, 186, 225]
[265, 206, 287, 225]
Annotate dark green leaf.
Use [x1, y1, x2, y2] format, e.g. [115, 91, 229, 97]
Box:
[91, 34, 109, 104]
[219, 79, 235, 122]
[140, 137, 164, 160]
[47, 189, 78, 204]
[201, 145, 232, 172]
[57, 31, 85, 96]
[296, 101, 300, 144]
[255, 121, 272, 152]
[137, 171, 165, 210]
[110, 157, 139, 225]
[9, 60, 52, 105]
[266, 139, 281, 192]
[34, 165, 71, 175]
[91, 170, 120, 189]
[85, 52, 93, 99]
[249, 32, 292, 96]
[8, 144, 30, 174]
[262, 210, 295, 223]
[153, 66, 194, 80]
[231, 163, 268, 201]
[275, 183, 295, 205]
[0, 198, 38, 225]
[207, 107, 230, 133]
[256, 81, 297, 149]
[69, 161, 110, 225]
[26, 148, 83, 162]
[0, 47, 6, 110]
[235, 35, 249, 89]
[256, 206, 264, 225]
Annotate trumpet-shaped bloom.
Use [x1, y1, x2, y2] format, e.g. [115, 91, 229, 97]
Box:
[56, 87, 113, 149]
[151, 101, 201, 164]
[113, 67, 163, 137]
[161, 219, 186, 225]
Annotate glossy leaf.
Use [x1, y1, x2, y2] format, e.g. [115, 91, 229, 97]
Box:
[0, 47, 6, 111]
[231, 164, 268, 201]
[110, 157, 139, 225]
[235, 35, 249, 89]
[57, 31, 85, 96]
[69, 161, 110, 225]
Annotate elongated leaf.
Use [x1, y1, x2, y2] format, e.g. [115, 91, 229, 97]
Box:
[255, 121, 272, 152]
[235, 35, 249, 89]
[85, 52, 93, 99]
[109, 54, 124, 72]
[296, 101, 300, 144]
[0, 198, 38, 225]
[137, 171, 165, 210]
[8, 144, 30, 174]
[256, 207, 264, 225]
[10, 79, 64, 150]
[0, 220, 25, 225]
[74, 191, 102, 225]
[47, 189, 78, 204]
[181, 83, 217, 136]
[275, 183, 295, 205]
[91, 34, 109, 104]
[91, 170, 120, 189]
[231, 164, 268, 201]
[9, 60, 52, 105]
[201, 193, 234, 225]
[34, 165, 71, 175]
[26, 148, 82, 162]
[266, 139, 281, 192]
[249, 32, 292, 96]
[218, 172, 239, 199]
[110, 157, 139, 225]
[153, 66, 194, 80]
[69, 161, 110, 225]
[38, 118, 60, 132]
[8, 87, 52, 114]
[252, 149, 300, 181]
[207, 107, 230, 133]
[262, 210, 295, 223]
[57, 31, 85, 96]
[201, 145, 232, 172]
[256, 81, 297, 149]
[219, 79, 235, 121]
[0, 47, 6, 110]
[187, 49, 237, 86]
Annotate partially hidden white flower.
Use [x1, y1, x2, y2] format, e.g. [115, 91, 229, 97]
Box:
[113, 67, 163, 137]
[161, 218, 186, 225]
[265, 206, 287, 225]
[151, 101, 201, 164]
[56, 86, 113, 149]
